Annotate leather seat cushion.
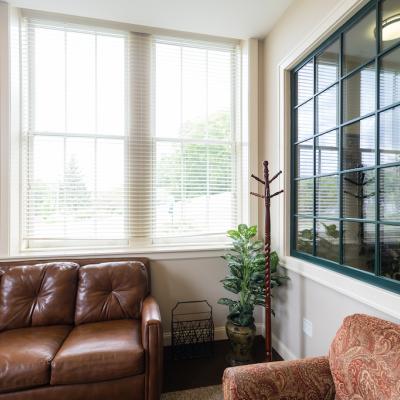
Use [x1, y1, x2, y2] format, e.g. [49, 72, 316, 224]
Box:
[51, 319, 144, 385]
[0, 262, 79, 331]
[74, 261, 148, 325]
[0, 325, 72, 394]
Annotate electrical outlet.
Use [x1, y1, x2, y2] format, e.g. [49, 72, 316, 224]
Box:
[303, 318, 313, 337]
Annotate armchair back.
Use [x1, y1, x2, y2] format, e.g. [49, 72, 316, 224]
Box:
[329, 314, 400, 400]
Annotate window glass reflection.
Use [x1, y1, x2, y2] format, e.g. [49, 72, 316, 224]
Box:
[296, 100, 314, 141]
[296, 217, 314, 255]
[381, 224, 400, 281]
[343, 10, 376, 74]
[316, 40, 339, 91]
[316, 175, 339, 217]
[380, 106, 400, 164]
[343, 221, 375, 272]
[316, 130, 338, 175]
[296, 139, 313, 177]
[316, 220, 340, 262]
[296, 60, 314, 104]
[342, 116, 375, 170]
[380, 46, 400, 109]
[343, 169, 376, 220]
[343, 63, 376, 123]
[380, 166, 400, 221]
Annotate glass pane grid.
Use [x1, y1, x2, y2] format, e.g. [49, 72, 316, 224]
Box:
[291, 0, 400, 290]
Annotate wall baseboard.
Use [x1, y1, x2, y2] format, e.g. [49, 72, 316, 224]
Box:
[163, 322, 264, 347]
[271, 333, 296, 360]
[163, 323, 297, 362]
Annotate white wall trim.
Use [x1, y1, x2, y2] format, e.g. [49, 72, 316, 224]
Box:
[277, 0, 369, 72]
[0, 246, 228, 262]
[283, 257, 400, 320]
[0, 1, 11, 257]
[245, 38, 259, 228]
[277, 0, 368, 258]
[273, 0, 400, 322]
[163, 323, 264, 346]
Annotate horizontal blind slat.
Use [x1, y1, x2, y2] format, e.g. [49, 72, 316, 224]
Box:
[22, 18, 240, 250]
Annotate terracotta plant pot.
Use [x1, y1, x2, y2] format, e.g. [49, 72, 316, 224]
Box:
[225, 319, 256, 366]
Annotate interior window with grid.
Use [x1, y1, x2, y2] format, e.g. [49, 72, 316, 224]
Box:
[292, 0, 400, 292]
[21, 19, 240, 251]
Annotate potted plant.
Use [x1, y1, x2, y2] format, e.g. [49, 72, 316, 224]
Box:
[218, 224, 287, 365]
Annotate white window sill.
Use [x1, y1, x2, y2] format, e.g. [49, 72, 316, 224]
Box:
[1, 244, 229, 262]
[282, 255, 400, 321]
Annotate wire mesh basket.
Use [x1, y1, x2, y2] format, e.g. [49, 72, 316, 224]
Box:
[171, 300, 214, 360]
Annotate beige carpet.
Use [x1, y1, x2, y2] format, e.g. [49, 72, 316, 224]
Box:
[161, 385, 223, 400]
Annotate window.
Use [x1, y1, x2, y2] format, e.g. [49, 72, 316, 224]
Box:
[153, 38, 239, 245]
[21, 17, 241, 252]
[291, 0, 400, 292]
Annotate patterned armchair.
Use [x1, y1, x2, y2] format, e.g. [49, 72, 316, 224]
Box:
[223, 314, 400, 400]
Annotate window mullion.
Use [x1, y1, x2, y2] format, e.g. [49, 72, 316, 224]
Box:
[375, 0, 381, 278]
[339, 32, 344, 266]
[313, 54, 316, 256]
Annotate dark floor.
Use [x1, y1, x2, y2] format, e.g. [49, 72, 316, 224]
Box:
[163, 336, 283, 393]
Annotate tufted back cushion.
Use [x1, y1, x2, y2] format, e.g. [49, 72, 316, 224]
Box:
[329, 314, 400, 400]
[74, 261, 149, 325]
[0, 262, 79, 331]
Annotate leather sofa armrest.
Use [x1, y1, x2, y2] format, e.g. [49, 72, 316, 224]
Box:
[141, 296, 163, 400]
[223, 356, 335, 400]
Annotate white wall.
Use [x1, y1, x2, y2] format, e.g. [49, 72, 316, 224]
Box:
[149, 253, 263, 344]
[261, 0, 400, 360]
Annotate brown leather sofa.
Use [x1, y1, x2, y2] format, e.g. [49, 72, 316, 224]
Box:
[0, 257, 163, 400]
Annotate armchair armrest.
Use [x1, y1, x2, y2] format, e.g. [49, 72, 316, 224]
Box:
[142, 296, 163, 400]
[223, 356, 335, 400]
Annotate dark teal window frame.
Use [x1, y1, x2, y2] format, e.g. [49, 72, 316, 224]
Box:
[291, 0, 400, 294]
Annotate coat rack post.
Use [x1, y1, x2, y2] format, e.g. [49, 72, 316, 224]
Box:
[263, 161, 272, 362]
[250, 160, 283, 362]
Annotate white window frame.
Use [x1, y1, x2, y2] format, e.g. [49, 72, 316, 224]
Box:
[274, 0, 400, 321]
[0, 6, 258, 258]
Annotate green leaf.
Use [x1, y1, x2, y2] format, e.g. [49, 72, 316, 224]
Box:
[222, 281, 240, 294]
[247, 225, 257, 238]
[252, 240, 264, 251]
[227, 229, 240, 239]
[228, 263, 242, 278]
[238, 224, 248, 235]
[270, 251, 279, 271]
[218, 298, 236, 307]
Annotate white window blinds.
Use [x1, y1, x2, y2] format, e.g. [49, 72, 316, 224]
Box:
[22, 19, 129, 249]
[152, 37, 239, 244]
[21, 17, 241, 251]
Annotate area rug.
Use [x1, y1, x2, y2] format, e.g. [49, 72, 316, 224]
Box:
[161, 385, 223, 400]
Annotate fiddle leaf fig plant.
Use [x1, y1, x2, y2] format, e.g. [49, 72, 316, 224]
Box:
[218, 224, 288, 327]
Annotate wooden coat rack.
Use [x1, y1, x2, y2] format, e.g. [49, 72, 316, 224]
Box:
[250, 160, 283, 362]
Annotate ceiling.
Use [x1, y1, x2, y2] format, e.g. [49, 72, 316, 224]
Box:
[6, 0, 295, 39]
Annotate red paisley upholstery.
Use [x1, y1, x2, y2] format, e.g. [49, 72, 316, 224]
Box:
[222, 314, 400, 400]
[329, 314, 400, 400]
[223, 356, 335, 400]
